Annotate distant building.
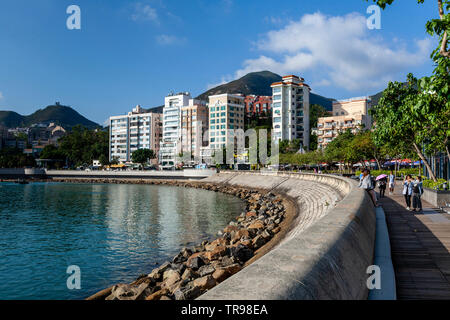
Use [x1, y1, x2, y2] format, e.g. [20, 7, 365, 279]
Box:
[315, 97, 372, 150]
[208, 93, 245, 150]
[180, 98, 209, 164]
[28, 123, 66, 147]
[160, 92, 191, 168]
[109, 105, 162, 163]
[244, 95, 272, 117]
[271, 75, 311, 149]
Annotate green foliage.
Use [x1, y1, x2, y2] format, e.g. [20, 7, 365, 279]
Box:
[58, 125, 109, 166]
[365, 0, 450, 181]
[40, 145, 65, 160]
[0, 148, 35, 168]
[423, 178, 448, 190]
[131, 149, 155, 165]
[356, 168, 421, 178]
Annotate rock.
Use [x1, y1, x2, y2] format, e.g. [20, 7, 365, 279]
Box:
[193, 275, 216, 291]
[186, 254, 206, 270]
[224, 225, 239, 233]
[246, 211, 257, 218]
[212, 269, 230, 283]
[160, 296, 171, 300]
[261, 229, 272, 240]
[163, 270, 181, 287]
[204, 245, 228, 261]
[148, 269, 162, 282]
[106, 283, 151, 300]
[230, 244, 254, 263]
[248, 221, 265, 231]
[222, 263, 241, 276]
[198, 264, 216, 277]
[181, 268, 198, 281]
[272, 226, 281, 234]
[173, 284, 201, 300]
[170, 263, 186, 275]
[220, 256, 235, 267]
[232, 229, 250, 242]
[145, 288, 169, 301]
[252, 235, 266, 249]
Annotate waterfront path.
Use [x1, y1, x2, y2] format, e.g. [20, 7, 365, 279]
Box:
[380, 185, 450, 299]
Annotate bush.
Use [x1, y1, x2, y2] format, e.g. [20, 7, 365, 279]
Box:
[355, 168, 421, 178]
[423, 179, 448, 190]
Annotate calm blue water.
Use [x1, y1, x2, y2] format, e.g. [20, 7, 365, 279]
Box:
[0, 182, 244, 300]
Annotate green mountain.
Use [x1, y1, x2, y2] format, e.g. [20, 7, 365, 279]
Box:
[0, 103, 100, 129]
[196, 71, 335, 111]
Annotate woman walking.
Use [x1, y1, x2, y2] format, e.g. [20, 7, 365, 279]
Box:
[388, 170, 395, 195]
[378, 177, 387, 198]
[402, 175, 413, 210]
[359, 169, 379, 207]
[412, 176, 423, 212]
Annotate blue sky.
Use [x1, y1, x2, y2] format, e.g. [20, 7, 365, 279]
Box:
[0, 0, 437, 125]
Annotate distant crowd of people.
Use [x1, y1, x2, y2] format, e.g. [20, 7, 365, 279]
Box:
[358, 169, 424, 212]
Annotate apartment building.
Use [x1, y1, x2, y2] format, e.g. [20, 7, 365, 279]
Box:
[316, 97, 372, 149]
[180, 98, 209, 164]
[208, 94, 245, 150]
[244, 95, 272, 117]
[109, 105, 162, 163]
[159, 92, 191, 168]
[271, 75, 310, 149]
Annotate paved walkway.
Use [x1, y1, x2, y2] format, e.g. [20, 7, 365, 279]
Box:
[379, 184, 450, 299]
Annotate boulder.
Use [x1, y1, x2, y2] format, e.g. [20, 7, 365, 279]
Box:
[212, 269, 230, 283]
[193, 275, 216, 291]
[248, 221, 265, 231]
[174, 285, 201, 300]
[198, 264, 216, 277]
[230, 244, 253, 263]
[222, 263, 242, 276]
[204, 245, 228, 261]
[181, 268, 198, 281]
[186, 254, 206, 270]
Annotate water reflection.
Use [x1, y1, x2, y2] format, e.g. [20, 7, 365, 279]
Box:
[0, 182, 244, 299]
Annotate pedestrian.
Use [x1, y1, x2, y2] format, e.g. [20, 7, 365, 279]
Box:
[388, 170, 395, 195]
[359, 169, 379, 207]
[378, 177, 387, 198]
[412, 176, 423, 212]
[402, 175, 413, 210]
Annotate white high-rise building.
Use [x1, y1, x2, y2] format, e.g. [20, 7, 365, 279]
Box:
[271, 75, 310, 149]
[109, 105, 162, 163]
[159, 92, 191, 168]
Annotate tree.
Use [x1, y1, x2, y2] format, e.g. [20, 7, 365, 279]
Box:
[366, 0, 450, 181]
[131, 149, 155, 167]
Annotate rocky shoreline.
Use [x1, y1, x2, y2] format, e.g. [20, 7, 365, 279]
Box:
[53, 178, 290, 301]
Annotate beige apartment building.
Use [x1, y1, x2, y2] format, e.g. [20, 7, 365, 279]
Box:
[208, 94, 245, 150]
[316, 97, 372, 150]
[180, 99, 209, 163]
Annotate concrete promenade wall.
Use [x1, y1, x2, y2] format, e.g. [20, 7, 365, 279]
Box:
[422, 187, 450, 208]
[199, 172, 376, 300]
[45, 169, 216, 180]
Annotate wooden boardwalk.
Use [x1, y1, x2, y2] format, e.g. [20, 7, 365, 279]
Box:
[380, 185, 450, 300]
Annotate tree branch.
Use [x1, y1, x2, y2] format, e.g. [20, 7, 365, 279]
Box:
[438, 0, 450, 58]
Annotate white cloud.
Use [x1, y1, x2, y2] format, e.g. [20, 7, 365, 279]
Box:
[156, 34, 187, 46]
[232, 12, 432, 92]
[131, 3, 158, 23]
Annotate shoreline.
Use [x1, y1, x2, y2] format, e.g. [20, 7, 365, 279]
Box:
[38, 177, 294, 300]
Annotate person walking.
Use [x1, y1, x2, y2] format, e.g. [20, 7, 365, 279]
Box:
[402, 175, 413, 210]
[388, 170, 395, 195]
[359, 169, 379, 207]
[378, 177, 387, 198]
[412, 176, 423, 212]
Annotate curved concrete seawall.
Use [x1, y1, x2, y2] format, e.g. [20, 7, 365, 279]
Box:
[199, 172, 376, 300]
